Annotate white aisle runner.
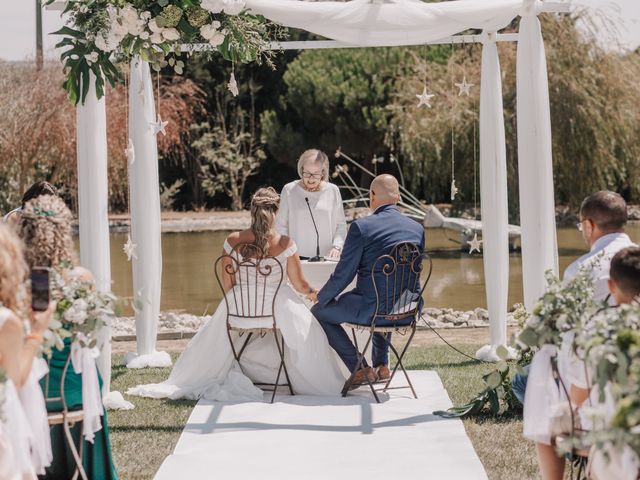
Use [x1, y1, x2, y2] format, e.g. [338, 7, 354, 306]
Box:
[155, 371, 487, 480]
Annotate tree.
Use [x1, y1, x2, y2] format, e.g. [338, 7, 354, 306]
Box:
[192, 107, 265, 211]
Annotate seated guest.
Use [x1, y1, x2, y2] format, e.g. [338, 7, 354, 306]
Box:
[3, 181, 57, 226]
[520, 192, 636, 480]
[513, 191, 636, 403]
[311, 174, 424, 384]
[607, 246, 640, 305]
[19, 195, 118, 480]
[0, 223, 54, 477]
[276, 149, 347, 259]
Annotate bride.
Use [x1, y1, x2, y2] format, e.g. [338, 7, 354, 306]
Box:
[127, 187, 345, 401]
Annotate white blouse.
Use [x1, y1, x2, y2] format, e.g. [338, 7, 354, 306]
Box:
[276, 181, 347, 259]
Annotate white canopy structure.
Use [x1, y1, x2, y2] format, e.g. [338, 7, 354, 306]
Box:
[70, 0, 568, 397]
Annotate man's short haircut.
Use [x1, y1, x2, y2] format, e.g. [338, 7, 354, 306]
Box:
[579, 191, 627, 233]
[610, 246, 640, 298]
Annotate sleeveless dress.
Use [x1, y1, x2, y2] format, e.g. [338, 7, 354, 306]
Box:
[127, 240, 345, 401]
[0, 307, 37, 479]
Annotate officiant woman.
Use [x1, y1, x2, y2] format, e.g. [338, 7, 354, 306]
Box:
[276, 149, 347, 259]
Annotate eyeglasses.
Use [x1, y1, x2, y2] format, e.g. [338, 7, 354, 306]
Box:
[302, 171, 323, 180]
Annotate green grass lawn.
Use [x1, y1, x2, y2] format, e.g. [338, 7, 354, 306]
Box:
[108, 344, 538, 480]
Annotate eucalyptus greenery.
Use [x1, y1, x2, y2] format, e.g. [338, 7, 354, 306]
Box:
[43, 0, 282, 104]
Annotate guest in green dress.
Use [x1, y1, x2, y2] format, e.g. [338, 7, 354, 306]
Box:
[19, 195, 118, 480]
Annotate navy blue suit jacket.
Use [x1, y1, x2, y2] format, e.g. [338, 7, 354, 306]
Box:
[315, 204, 425, 325]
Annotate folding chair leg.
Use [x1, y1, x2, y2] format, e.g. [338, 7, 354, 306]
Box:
[65, 415, 87, 480]
[273, 331, 294, 398]
[341, 330, 380, 403]
[382, 326, 417, 398]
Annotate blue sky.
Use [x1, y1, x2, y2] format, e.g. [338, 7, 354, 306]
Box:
[0, 0, 638, 62]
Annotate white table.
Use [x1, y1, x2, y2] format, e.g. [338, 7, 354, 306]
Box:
[300, 259, 356, 291]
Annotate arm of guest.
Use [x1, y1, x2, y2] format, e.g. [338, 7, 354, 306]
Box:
[275, 184, 290, 236]
[331, 186, 347, 250]
[317, 222, 363, 307]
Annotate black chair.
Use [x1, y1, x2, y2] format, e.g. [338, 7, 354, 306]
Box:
[342, 242, 432, 403]
[43, 348, 87, 480]
[214, 243, 294, 403]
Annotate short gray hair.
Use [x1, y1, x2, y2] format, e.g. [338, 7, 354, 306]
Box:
[297, 149, 329, 182]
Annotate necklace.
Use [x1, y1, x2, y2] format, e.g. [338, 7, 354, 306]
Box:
[300, 180, 322, 193]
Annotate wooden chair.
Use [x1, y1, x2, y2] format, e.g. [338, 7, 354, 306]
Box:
[342, 242, 432, 403]
[214, 243, 293, 403]
[43, 348, 87, 480]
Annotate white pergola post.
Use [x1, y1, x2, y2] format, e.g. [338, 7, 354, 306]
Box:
[517, 2, 559, 310]
[124, 57, 171, 369]
[475, 32, 515, 362]
[76, 73, 113, 395]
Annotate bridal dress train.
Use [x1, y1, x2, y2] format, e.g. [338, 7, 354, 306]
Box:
[127, 241, 345, 401]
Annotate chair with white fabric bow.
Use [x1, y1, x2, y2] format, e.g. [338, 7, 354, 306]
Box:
[214, 243, 294, 403]
[43, 347, 87, 480]
[342, 242, 432, 402]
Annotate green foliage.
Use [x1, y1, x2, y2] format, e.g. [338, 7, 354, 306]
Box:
[44, 0, 280, 104]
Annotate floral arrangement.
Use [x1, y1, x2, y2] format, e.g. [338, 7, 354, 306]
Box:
[517, 267, 600, 350]
[568, 304, 640, 461]
[43, 272, 118, 355]
[44, 0, 283, 104]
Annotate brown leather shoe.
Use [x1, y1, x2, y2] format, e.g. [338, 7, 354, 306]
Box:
[350, 367, 377, 387]
[376, 365, 391, 381]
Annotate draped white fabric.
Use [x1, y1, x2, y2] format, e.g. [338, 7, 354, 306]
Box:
[516, 3, 559, 310]
[70, 344, 104, 443]
[76, 74, 114, 395]
[125, 58, 171, 369]
[245, 0, 523, 47]
[474, 34, 512, 362]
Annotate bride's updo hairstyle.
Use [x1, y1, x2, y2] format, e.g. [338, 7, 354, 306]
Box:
[19, 195, 76, 269]
[250, 187, 280, 257]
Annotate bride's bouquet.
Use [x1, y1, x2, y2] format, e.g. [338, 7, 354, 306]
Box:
[42, 272, 117, 356]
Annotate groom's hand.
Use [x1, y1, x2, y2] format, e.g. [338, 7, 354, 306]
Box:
[306, 288, 319, 303]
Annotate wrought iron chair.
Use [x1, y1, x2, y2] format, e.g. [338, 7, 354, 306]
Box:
[43, 347, 88, 480]
[214, 242, 294, 403]
[342, 241, 432, 403]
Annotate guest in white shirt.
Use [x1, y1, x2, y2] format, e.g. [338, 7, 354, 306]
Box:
[276, 149, 347, 259]
[523, 191, 636, 480]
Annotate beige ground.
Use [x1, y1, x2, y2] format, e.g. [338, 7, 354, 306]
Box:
[111, 326, 519, 355]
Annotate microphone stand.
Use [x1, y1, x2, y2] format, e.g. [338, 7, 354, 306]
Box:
[305, 197, 323, 262]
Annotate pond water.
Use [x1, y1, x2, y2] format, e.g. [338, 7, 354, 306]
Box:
[106, 225, 640, 315]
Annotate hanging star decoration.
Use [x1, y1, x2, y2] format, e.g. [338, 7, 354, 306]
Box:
[416, 86, 436, 108]
[125, 138, 135, 165]
[450, 178, 458, 201]
[149, 114, 168, 136]
[123, 234, 138, 261]
[454, 76, 474, 97]
[228, 72, 239, 97]
[468, 233, 483, 254]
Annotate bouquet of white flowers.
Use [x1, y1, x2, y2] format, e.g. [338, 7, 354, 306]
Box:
[42, 272, 117, 356]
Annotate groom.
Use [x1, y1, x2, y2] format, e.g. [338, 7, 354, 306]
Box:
[311, 174, 425, 385]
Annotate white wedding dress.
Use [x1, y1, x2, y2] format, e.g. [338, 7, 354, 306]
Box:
[127, 240, 345, 401]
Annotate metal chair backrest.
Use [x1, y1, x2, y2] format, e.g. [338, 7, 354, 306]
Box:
[371, 242, 432, 326]
[43, 343, 74, 414]
[214, 242, 284, 329]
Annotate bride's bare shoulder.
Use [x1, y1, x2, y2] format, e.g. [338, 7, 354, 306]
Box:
[278, 235, 294, 250]
[225, 230, 255, 249]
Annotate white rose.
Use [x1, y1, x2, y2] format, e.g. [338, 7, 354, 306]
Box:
[63, 300, 89, 325]
[162, 28, 180, 41]
[84, 51, 99, 65]
[200, 24, 216, 40]
[208, 31, 225, 47]
[222, 0, 245, 15]
[139, 31, 149, 40]
[201, 0, 223, 13]
[148, 18, 163, 33]
[150, 32, 164, 44]
[121, 4, 139, 24]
